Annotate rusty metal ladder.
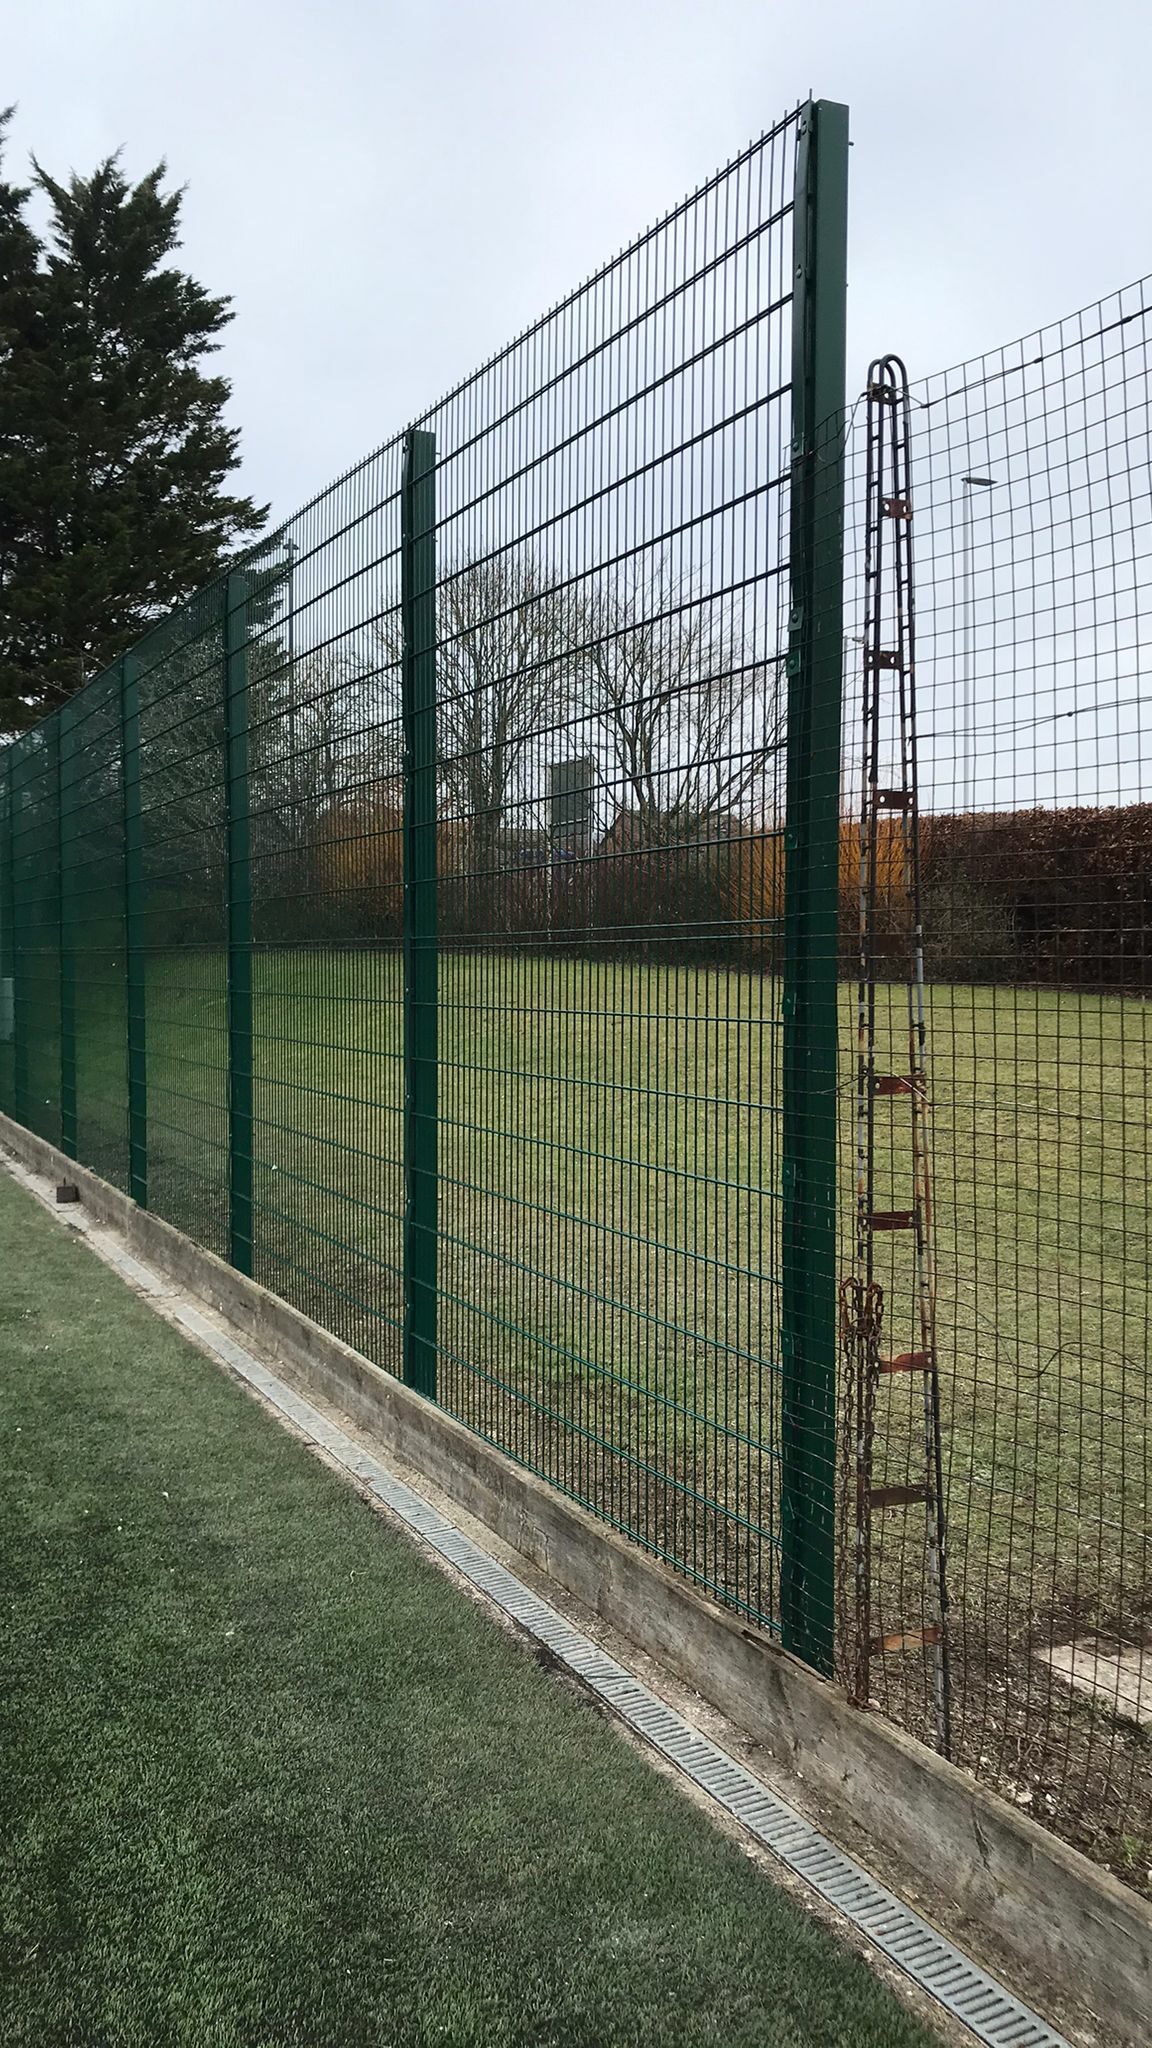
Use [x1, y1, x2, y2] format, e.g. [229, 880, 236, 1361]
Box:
[842, 354, 952, 1758]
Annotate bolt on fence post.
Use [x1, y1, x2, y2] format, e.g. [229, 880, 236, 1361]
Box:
[780, 97, 849, 1674]
[121, 651, 148, 1205]
[58, 701, 78, 1159]
[402, 428, 439, 1397]
[224, 571, 254, 1276]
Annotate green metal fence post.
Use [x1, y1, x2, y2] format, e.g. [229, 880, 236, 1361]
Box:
[9, 742, 28, 1130]
[224, 571, 254, 1276]
[780, 97, 849, 1673]
[402, 428, 438, 1397]
[121, 651, 148, 1205]
[0, 751, 14, 1115]
[58, 702, 78, 1158]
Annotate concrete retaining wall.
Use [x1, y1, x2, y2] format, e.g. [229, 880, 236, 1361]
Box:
[5, 1108, 1149, 2044]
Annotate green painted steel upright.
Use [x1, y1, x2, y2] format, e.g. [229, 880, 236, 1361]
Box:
[780, 98, 849, 1673]
[224, 572, 254, 1276]
[58, 700, 79, 1158]
[401, 428, 438, 1398]
[9, 740, 29, 1129]
[0, 750, 14, 1116]
[121, 651, 149, 1205]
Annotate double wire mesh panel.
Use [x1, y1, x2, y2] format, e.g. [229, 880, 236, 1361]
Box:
[418, 101, 845, 1658]
[839, 280, 1152, 1888]
[0, 100, 849, 1670]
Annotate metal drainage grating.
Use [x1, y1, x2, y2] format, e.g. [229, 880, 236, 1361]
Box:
[44, 1205, 1070, 2048]
[374, 1503, 1068, 2048]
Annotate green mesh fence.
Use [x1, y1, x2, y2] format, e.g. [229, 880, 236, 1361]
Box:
[62, 668, 129, 1192]
[0, 98, 848, 1674]
[6, 98, 1149, 1899]
[8, 719, 62, 1148]
[838, 280, 1152, 1891]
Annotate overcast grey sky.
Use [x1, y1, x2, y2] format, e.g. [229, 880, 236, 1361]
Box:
[6, 0, 1150, 527]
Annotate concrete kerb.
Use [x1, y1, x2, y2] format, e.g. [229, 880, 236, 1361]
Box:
[3, 1108, 1148, 2046]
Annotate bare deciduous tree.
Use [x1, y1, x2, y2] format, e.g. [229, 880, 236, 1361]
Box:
[579, 555, 785, 846]
[435, 551, 580, 859]
[374, 550, 580, 931]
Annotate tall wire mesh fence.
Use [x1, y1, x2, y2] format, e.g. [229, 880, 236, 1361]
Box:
[418, 152, 798, 1619]
[0, 99, 848, 1673]
[839, 279, 1152, 1890]
[4, 99, 1149, 1897]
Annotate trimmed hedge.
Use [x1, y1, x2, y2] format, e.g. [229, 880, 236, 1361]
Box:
[296, 796, 1152, 990]
[920, 806, 1152, 990]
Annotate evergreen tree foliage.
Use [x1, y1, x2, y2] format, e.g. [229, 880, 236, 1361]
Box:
[0, 109, 265, 731]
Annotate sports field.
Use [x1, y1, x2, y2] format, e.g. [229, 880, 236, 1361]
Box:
[0, 1165, 940, 2048]
[5, 945, 1149, 1878]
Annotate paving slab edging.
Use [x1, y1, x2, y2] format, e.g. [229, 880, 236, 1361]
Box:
[3, 1110, 1147, 2045]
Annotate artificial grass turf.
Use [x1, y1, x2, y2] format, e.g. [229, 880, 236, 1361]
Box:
[0, 1170, 939, 2048]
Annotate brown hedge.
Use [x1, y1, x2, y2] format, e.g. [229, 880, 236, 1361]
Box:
[919, 804, 1152, 989]
[297, 795, 1152, 988]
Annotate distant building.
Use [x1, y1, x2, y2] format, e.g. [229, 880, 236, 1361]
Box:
[598, 807, 745, 854]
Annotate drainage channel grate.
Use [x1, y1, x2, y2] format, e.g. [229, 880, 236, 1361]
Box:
[91, 1256, 1069, 2048]
[367, 1489, 1068, 2048]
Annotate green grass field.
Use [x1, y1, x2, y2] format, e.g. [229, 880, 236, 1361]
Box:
[5, 944, 1150, 1879]
[0, 1167, 941, 2048]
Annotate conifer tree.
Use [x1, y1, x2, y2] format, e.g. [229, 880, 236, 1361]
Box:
[0, 110, 265, 731]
